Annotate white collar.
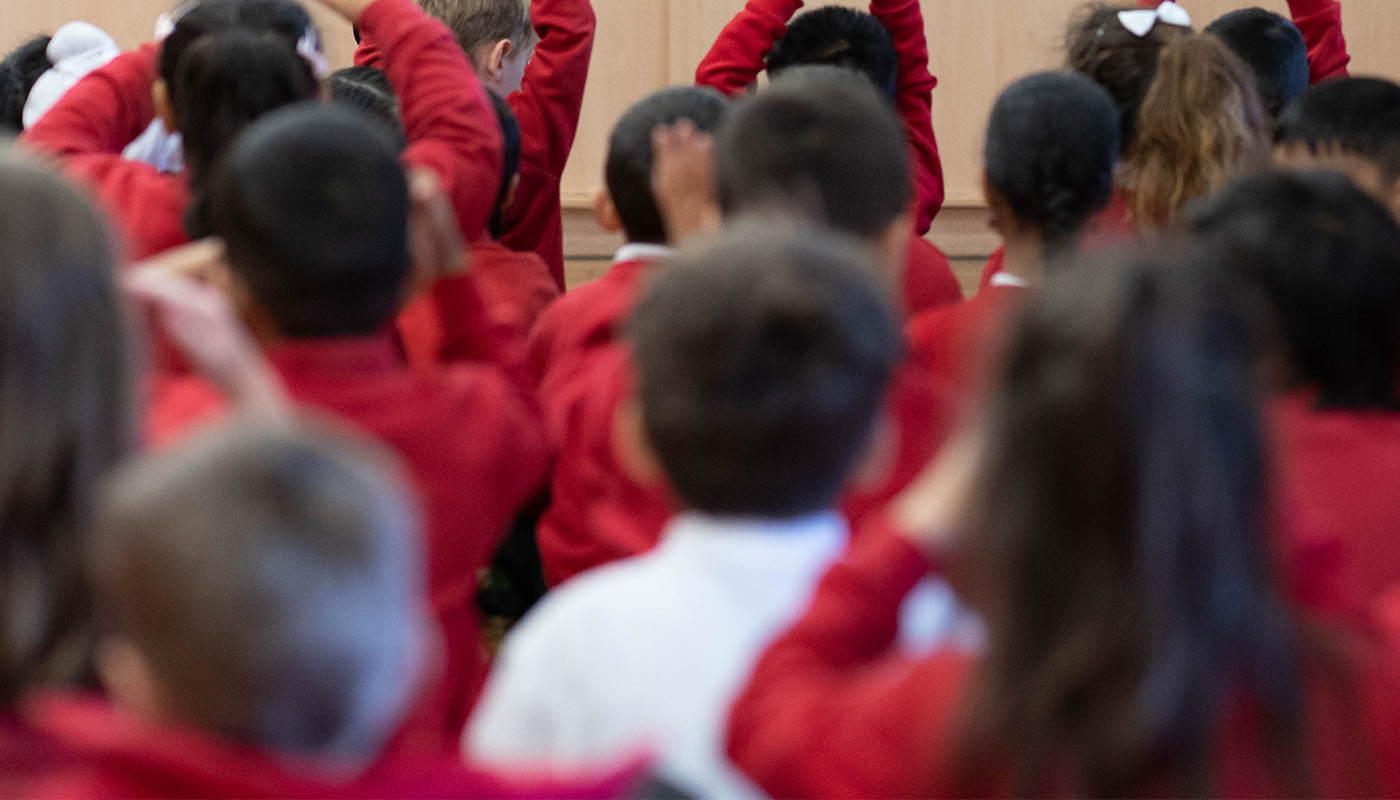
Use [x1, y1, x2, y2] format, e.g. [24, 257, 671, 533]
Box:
[660, 510, 849, 558]
[613, 243, 674, 265]
[988, 271, 1029, 289]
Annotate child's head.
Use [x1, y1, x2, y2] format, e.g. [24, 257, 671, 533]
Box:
[598, 86, 729, 246]
[1205, 8, 1309, 119]
[1274, 78, 1400, 220]
[625, 224, 901, 519]
[1066, 3, 1192, 154]
[329, 66, 406, 152]
[983, 72, 1120, 261]
[91, 419, 427, 762]
[0, 36, 53, 133]
[417, 0, 533, 95]
[208, 104, 409, 340]
[488, 90, 522, 239]
[766, 7, 898, 103]
[1126, 34, 1270, 229]
[1190, 170, 1400, 411]
[716, 66, 912, 275]
[0, 153, 132, 708]
[157, 0, 323, 222]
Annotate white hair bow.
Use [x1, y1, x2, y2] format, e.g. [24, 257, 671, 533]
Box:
[1117, 1, 1192, 38]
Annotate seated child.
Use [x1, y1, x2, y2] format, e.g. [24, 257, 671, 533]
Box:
[1190, 170, 1400, 617]
[469, 225, 903, 796]
[1274, 77, 1400, 221]
[28, 418, 641, 798]
[0, 35, 55, 132]
[150, 103, 548, 741]
[908, 71, 1120, 394]
[696, 0, 961, 314]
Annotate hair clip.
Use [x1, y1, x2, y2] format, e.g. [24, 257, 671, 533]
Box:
[1117, 1, 1191, 38]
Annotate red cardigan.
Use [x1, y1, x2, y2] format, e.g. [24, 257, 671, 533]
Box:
[728, 514, 1400, 799]
[23, 0, 502, 260]
[1138, 0, 1350, 82]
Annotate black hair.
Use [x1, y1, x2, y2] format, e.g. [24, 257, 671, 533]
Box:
[488, 90, 521, 239]
[208, 104, 410, 338]
[1206, 9, 1309, 119]
[160, 0, 321, 236]
[767, 7, 898, 103]
[985, 72, 1120, 261]
[1189, 170, 1400, 410]
[0, 36, 52, 133]
[1276, 78, 1400, 184]
[329, 66, 406, 152]
[605, 86, 729, 244]
[717, 66, 910, 240]
[629, 223, 901, 517]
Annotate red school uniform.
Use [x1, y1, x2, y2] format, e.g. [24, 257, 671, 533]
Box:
[22, 0, 503, 261]
[907, 279, 1026, 399]
[24, 694, 644, 800]
[1136, 0, 1350, 83]
[904, 234, 964, 315]
[726, 513, 1400, 800]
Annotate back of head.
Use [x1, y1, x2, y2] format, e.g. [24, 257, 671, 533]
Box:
[605, 86, 729, 244]
[417, 0, 531, 65]
[329, 66, 406, 152]
[961, 247, 1303, 796]
[1128, 34, 1270, 229]
[717, 66, 910, 241]
[92, 419, 424, 760]
[1190, 170, 1400, 410]
[984, 72, 1121, 260]
[1067, 3, 1191, 154]
[0, 152, 130, 707]
[767, 7, 898, 103]
[160, 0, 321, 215]
[629, 224, 900, 518]
[0, 36, 52, 133]
[1276, 78, 1400, 188]
[1206, 8, 1309, 119]
[209, 104, 409, 339]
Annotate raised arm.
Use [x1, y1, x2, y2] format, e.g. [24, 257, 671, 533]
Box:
[870, 0, 944, 232]
[21, 43, 159, 160]
[695, 0, 804, 97]
[512, 0, 597, 179]
[1289, 0, 1350, 82]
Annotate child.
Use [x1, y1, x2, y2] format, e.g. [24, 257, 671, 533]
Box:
[22, 0, 502, 261]
[1274, 78, 1400, 221]
[469, 225, 904, 796]
[149, 103, 548, 742]
[908, 72, 1120, 394]
[729, 248, 1400, 799]
[381, 0, 596, 286]
[0, 36, 53, 132]
[29, 418, 642, 798]
[697, 0, 962, 315]
[1190, 171, 1400, 617]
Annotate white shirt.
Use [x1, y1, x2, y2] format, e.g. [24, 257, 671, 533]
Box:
[612, 242, 674, 265]
[466, 511, 979, 797]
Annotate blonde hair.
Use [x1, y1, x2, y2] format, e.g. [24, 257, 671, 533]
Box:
[1126, 34, 1270, 229]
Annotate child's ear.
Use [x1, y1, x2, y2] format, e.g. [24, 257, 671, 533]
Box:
[849, 409, 899, 493]
[503, 173, 522, 213]
[98, 636, 169, 723]
[592, 187, 623, 234]
[151, 81, 178, 131]
[612, 395, 665, 488]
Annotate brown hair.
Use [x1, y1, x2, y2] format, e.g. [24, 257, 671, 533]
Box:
[1126, 35, 1271, 230]
[417, 0, 532, 66]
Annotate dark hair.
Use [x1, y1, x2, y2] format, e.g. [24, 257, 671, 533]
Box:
[0, 153, 133, 708]
[956, 247, 1307, 796]
[208, 104, 410, 338]
[417, 0, 533, 65]
[91, 419, 423, 758]
[1206, 8, 1309, 119]
[1067, 3, 1192, 153]
[329, 65, 406, 152]
[160, 0, 321, 234]
[629, 224, 900, 517]
[767, 7, 898, 103]
[488, 90, 521, 239]
[717, 66, 910, 240]
[1276, 78, 1400, 185]
[605, 86, 729, 244]
[1190, 170, 1400, 411]
[985, 72, 1120, 261]
[0, 36, 52, 133]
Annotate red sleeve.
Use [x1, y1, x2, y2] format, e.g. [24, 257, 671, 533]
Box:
[1289, 0, 1350, 82]
[727, 514, 970, 799]
[695, 0, 804, 97]
[357, 0, 504, 242]
[870, 0, 944, 232]
[21, 44, 159, 160]
[430, 273, 535, 394]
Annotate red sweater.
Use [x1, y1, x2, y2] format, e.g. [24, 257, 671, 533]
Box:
[728, 514, 1400, 799]
[23, 694, 642, 799]
[1137, 0, 1350, 82]
[907, 283, 1024, 395]
[23, 0, 502, 261]
[696, 0, 945, 234]
[904, 234, 963, 315]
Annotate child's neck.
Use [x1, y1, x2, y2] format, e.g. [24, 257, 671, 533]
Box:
[999, 230, 1046, 288]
